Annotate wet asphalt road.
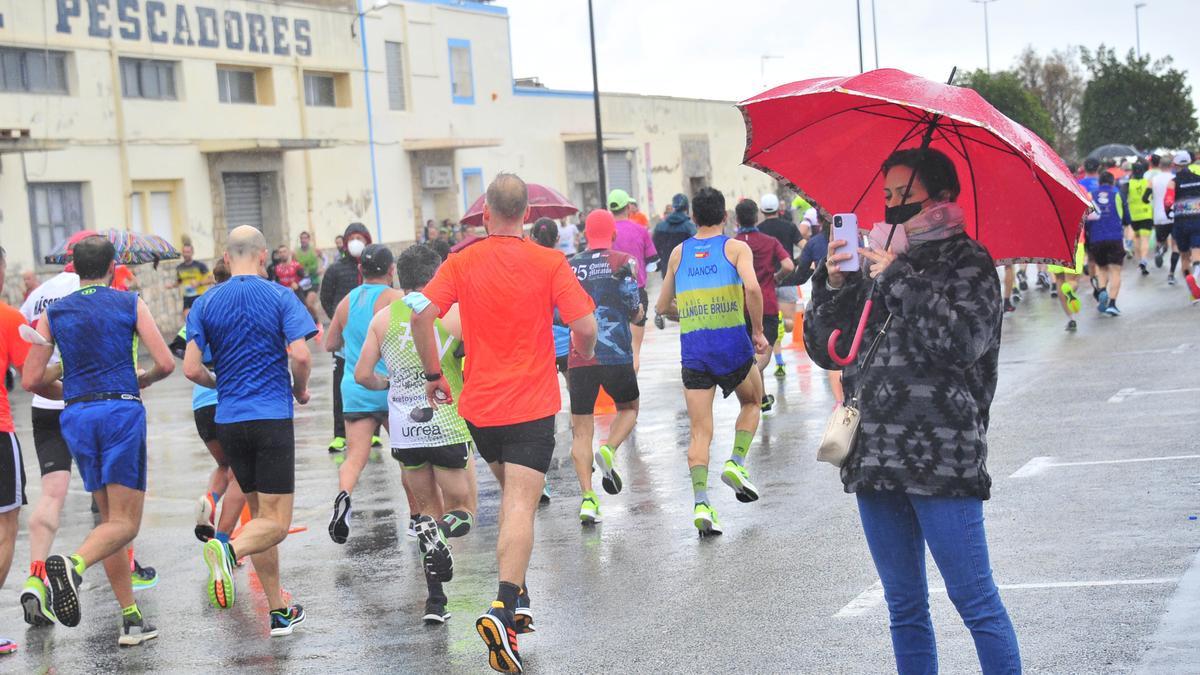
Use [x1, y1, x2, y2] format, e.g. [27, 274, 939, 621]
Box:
[3, 270, 1199, 674]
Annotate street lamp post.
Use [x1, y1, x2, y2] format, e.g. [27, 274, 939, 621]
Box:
[1134, 2, 1147, 58]
[352, 0, 389, 241]
[970, 0, 997, 73]
[871, 0, 879, 69]
[855, 0, 864, 73]
[587, 0, 606, 204]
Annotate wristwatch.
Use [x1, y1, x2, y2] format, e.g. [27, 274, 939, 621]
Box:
[424, 371, 443, 382]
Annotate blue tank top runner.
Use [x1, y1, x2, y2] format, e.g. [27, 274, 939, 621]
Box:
[48, 285, 140, 401]
[674, 235, 753, 375]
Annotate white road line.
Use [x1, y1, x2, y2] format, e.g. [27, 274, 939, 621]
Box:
[1109, 386, 1200, 403]
[1011, 455, 1200, 478]
[836, 577, 1176, 617]
[1010, 456, 1055, 478]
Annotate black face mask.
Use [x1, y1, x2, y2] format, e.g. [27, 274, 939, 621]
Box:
[884, 201, 923, 226]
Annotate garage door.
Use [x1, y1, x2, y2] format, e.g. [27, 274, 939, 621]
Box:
[223, 173, 263, 231]
[605, 151, 634, 196]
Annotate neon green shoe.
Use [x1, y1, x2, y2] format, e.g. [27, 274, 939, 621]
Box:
[327, 436, 346, 453]
[202, 539, 236, 609]
[371, 436, 383, 449]
[131, 560, 158, 592]
[721, 460, 760, 503]
[774, 364, 787, 378]
[579, 492, 600, 525]
[20, 576, 55, 626]
[1062, 283, 1081, 314]
[693, 503, 722, 536]
[593, 445, 622, 495]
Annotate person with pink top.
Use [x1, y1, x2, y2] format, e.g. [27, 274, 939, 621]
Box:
[607, 189, 659, 372]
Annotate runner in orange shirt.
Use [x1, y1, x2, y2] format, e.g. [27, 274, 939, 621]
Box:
[412, 173, 597, 673]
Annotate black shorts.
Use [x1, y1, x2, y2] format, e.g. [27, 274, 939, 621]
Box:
[749, 314, 781, 347]
[1155, 224, 1174, 244]
[555, 355, 568, 377]
[466, 416, 556, 474]
[183, 295, 200, 310]
[32, 406, 72, 476]
[0, 432, 27, 513]
[682, 358, 755, 398]
[392, 442, 471, 470]
[1087, 240, 1126, 267]
[193, 405, 218, 443]
[632, 288, 649, 327]
[215, 419, 295, 495]
[567, 364, 639, 415]
[344, 411, 388, 424]
[1131, 219, 1153, 234]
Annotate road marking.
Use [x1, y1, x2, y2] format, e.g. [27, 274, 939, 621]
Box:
[1011, 455, 1200, 478]
[837, 577, 1176, 617]
[1109, 387, 1200, 403]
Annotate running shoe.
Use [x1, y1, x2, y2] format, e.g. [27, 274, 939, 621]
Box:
[44, 555, 82, 627]
[20, 576, 55, 626]
[118, 613, 158, 646]
[692, 503, 723, 536]
[594, 445, 622, 495]
[721, 460, 760, 503]
[1017, 269, 1028, 291]
[1062, 283, 1081, 314]
[1011, 288, 1021, 304]
[131, 560, 157, 592]
[1105, 303, 1122, 317]
[579, 492, 600, 525]
[1003, 298, 1016, 313]
[1090, 275, 1101, 298]
[1187, 275, 1200, 300]
[476, 601, 522, 673]
[269, 604, 306, 637]
[0, 639, 14, 655]
[195, 492, 216, 542]
[202, 539, 236, 609]
[1049, 286, 1058, 299]
[1036, 271, 1050, 290]
[329, 490, 351, 544]
[1140, 261, 1149, 276]
[514, 588, 535, 634]
[539, 484, 551, 505]
[423, 598, 450, 625]
[653, 313, 666, 330]
[774, 363, 786, 378]
[416, 516, 453, 582]
[406, 515, 419, 538]
[1097, 289, 1109, 313]
[1155, 245, 1165, 268]
[1167, 273, 1176, 286]
[1066, 319, 1077, 332]
[327, 436, 346, 453]
[371, 436, 383, 449]
[761, 394, 776, 415]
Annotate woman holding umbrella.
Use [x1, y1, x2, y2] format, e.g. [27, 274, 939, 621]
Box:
[805, 148, 1020, 673]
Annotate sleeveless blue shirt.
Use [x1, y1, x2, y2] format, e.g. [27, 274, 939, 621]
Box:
[48, 285, 140, 401]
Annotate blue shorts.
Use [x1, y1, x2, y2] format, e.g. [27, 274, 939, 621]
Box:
[1173, 219, 1200, 251]
[59, 399, 147, 492]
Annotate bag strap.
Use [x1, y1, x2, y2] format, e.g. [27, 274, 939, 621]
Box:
[847, 313, 892, 405]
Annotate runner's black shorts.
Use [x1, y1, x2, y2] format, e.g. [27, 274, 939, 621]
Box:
[32, 406, 72, 476]
[392, 442, 471, 470]
[748, 314, 781, 347]
[183, 295, 200, 310]
[466, 416, 555, 474]
[1155, 224, 1174, 244]
[555, 355, 568, 377]
[193, 405, 218, 443]
[1086, 240, 1126, 267]
[568, 364, 639, 415]
[1130, 218, 1153, 234]
[0, 432, 27, 513]
[632, 288, 649, 327]
[215, 419, 295, 495]
[682, 357, 755, 399]
[344, 411, 388, 424]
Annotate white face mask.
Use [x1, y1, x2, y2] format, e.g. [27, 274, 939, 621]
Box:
[347, 239, 366, 257]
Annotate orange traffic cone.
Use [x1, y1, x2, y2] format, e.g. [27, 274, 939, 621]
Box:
[789, 308, 806, 351]
[594, 385, 617, 414]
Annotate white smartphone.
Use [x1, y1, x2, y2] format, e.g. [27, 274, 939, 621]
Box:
[832, 213, 860, 272]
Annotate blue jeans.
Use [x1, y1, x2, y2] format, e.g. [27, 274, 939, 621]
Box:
[856, 491, 1021, 675]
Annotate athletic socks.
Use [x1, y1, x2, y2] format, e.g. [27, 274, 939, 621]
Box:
[121, 604, 142, 621]
[498, 581, 521, 612]
[30, 560, 45, 580]
[69, 554, 86, 577]
[774, 353, 785, 366]
[730, 429, 753, 466]
[438, 510, 474, 538]
[1170, 252, 1180, 274]
[690, 465, 708, 504]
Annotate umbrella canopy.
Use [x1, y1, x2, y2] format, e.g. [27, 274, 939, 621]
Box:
[1086, 143, 1141, 161]
[738, 68, 1092, 264]
[43, 228, 181, 266]
[459, 184, 578, 226]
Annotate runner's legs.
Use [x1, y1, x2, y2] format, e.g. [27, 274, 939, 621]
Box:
[237, 492, 294, 611]
[495, 463, 543, 587]
[569, 415, 595, 494]
[29, 471, 69, 562]
[338, 417, 380, 493]
[87, 485, 145, 609]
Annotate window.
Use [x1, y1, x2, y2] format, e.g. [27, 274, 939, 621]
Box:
[385, 41, 407, 111]
[448, 39, 473, 105]
[217, 67, 256, 104]
[303, 73, 336, 107]
[120, 58, 177, 100]
[0, 47, 68, 94]
[462, 168, 483, 211]
[130, 180, 181, 242]
[28, 183, 86, 264]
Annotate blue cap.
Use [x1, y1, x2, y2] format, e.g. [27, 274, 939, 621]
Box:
[671, 194, 689, 211]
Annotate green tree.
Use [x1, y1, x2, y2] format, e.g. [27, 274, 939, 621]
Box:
[960, 69, 1056, 144]
[1014, 46, 1086, 160]
[1077, 45, 1199, 153]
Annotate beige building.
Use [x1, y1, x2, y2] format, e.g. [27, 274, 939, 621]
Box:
[0, 0, 776, 282]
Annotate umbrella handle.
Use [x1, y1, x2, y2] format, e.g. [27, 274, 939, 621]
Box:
[827, 298, 874, 367]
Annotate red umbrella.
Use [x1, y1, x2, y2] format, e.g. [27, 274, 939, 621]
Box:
[459, 183, 578, 226]
[738, 68, 1091, 266]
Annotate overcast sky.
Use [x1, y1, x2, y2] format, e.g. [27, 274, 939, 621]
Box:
[508, 0, 1200, 112]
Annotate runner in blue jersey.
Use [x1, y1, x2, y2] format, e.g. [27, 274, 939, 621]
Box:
[183, 226, 315, 636]
[655, 187, 769, 536]
[1087, 171, 1129, 316]
[567, 210, 643, 525]
[324, 244, 405, 544]
[21, 235, 175, 646]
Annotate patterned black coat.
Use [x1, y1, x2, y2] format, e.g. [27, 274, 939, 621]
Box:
[804, 234, 1002, 499]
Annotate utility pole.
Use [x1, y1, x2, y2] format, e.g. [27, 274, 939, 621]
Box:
[871, 0, 879, 69]
[1134, 3, 1147, 58]
[855, 0, 864, 73]
[587, 0, 606, 204]
[970, 0, 998, 73]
